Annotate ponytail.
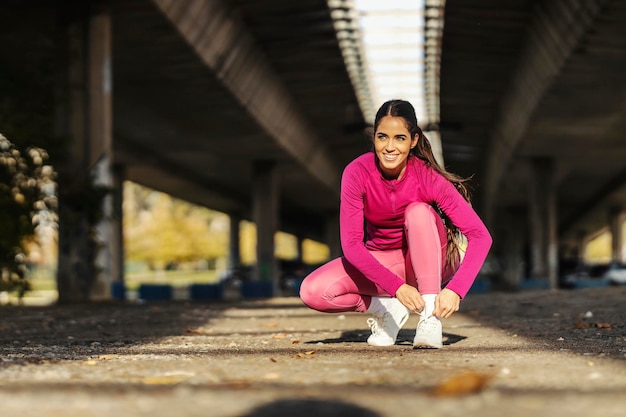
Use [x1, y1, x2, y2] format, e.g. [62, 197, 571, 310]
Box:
[413, 127, 471, 271]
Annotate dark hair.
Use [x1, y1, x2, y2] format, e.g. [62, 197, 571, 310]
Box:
[374, 99, 472, 271]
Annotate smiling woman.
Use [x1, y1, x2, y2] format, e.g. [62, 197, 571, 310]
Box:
[373, 115, 418, 180]
[300, 99, 492, 349]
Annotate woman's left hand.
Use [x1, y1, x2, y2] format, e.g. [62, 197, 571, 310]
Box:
[433, 289, 461, 319]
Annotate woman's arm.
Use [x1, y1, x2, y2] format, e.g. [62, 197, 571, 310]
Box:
[339, 162, 405, 296]
[424, 168, 493, 299]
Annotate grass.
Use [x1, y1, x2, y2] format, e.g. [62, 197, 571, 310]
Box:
[22, 268, 222, 294]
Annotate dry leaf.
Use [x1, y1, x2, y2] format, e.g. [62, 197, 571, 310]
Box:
[185, 328, 204, 334]
[222, 380, 251, 389]
[270, 357, 278, 363]
[575, 322, 590, 329]
[98, 354, 119, 361]
[431, 372, 492, 397]
[292, 340, 301, 344]
[304, 350, 316, 355]
[595, 322, 612, 329]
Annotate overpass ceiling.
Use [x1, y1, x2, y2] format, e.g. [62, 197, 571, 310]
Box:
[112, 0, 370, 236]
[440, 0, 626, 240]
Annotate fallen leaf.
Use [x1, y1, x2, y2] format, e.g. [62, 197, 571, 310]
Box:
[295, 353, 315, 359]
[595, 322, 612, 329]
[575, 322, 590, 329]
[304, 350, 316, 355]
[98, 354, 119, 361]
[185, 328, 204, 334]
[291, 340, 301, 344]
[431, 372, 492, 397]
[221, 380, 251, 389]
[270, 357, 277, 362]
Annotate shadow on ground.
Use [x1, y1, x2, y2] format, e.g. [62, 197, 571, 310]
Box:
[0, 301, 235, 368]
[238, 398, 381, 417]
[305, 329, 467, 346]
[459, 286, 626, 360]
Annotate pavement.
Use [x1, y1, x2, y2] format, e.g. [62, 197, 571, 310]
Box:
[0, 286, 624, 417]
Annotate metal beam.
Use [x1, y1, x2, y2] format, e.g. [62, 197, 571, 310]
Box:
[152, 0, 341, 193]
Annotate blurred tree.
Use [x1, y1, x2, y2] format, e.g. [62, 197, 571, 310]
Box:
[0, 134, 57, 296]
[123, 182, 228, 270]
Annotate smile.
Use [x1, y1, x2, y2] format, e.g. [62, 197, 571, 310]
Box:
[382, 154, 399, 161]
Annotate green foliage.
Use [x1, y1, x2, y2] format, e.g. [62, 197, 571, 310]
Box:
[0, 133, 56, 295]
[123, 182, 229, 269]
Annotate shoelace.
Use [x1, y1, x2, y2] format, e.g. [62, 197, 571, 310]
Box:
[367, 317, 382, 335]
[417, 315, 440, 333]
[367, 312, 394, 335]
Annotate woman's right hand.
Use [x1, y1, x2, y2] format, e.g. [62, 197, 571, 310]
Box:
[394, 284, 425, 314]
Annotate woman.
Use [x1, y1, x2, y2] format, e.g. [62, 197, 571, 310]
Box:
[299, 99, 492, 349]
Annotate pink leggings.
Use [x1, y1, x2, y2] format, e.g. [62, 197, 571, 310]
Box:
[300, 202, 454, 313]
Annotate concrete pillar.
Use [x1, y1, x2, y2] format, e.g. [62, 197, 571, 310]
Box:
[90, 4, 114, 300]
[296, 235, 304, 265]
[55, 2, 115, 303]
[576, 231, 587, 267]
[228, 212, 242, 269]
[252, 160, 279, 291]
[111, 165, 125, 283]
[609, 207, 625, 264]
[528, 157, 558, 289]
[500, 208, 526, 290]
[324, 211, 342, 259]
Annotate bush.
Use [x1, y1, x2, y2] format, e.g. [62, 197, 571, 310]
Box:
[0, 133, 56, 297]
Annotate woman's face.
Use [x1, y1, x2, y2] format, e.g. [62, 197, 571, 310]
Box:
[374, 116, 418, 179]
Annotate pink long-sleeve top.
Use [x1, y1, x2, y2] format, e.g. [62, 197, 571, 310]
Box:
[340, 152, 493, 298]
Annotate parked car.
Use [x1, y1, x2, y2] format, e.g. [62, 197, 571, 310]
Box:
[560, 264, 609, 289]
[605, 263, 626, 285]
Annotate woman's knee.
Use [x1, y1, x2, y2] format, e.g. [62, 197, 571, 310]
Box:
[405, 202, 438, 226]
[298, 275, 317, 307]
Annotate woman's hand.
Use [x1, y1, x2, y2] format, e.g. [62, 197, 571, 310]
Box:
[433, 288, 461, 318]
[395, 284, 425, 313]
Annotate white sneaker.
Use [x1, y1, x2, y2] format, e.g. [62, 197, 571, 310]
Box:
[366, 297, 409, 346]
[413, 314, 443, 349]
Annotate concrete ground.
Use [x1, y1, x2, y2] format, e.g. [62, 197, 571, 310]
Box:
[0, 286, 624, 417]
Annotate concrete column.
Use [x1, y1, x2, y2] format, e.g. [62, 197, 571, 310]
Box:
[576, 231, 587, 266]
[110, 165, 125, 284]
[90, 4, 114, 300]
[252, 160, 279, 291]
[500, 208, 526, 290]
[228, 213, 242, 269]
[55, 2, 115, 303]
[528, 157, 558, 289]
[609, 207, 625, 264]
[324, 211, 342, 259]
[296, 235, 304, 265]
